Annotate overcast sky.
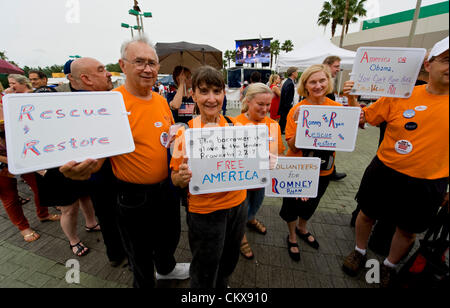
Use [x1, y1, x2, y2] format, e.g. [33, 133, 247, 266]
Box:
[0, 0, 445, 68]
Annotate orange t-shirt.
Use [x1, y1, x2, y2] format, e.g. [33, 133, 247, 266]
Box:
[364, 85, 449, 179]
[111, 85, 174, 184]
[285, 97, 342, 176]
[233, 113, 285, 156]
[170, 115, 247, 214]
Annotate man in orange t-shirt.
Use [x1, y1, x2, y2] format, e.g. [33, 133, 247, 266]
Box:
[342, 37, 449, 287]
[60, 37, 189, 288]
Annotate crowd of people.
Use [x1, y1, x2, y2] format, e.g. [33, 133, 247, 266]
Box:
[0, 35, 448, 288]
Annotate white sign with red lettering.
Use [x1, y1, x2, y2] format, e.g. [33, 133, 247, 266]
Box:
[2, 92, 135, 175]
[185, 125, 270, 195]
[350, 47, 426, 98]
[295, 105, 360, 152]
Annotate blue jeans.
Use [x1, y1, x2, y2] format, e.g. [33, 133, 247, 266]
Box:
[187, 201, 247, 288]
[246, 188, 265, 221]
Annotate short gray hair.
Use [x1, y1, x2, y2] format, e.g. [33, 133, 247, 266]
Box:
[120, 36, 159, 62]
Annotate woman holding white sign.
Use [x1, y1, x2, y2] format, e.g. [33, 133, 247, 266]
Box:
[235, 83, 285, 259]
[170, 66, 247, 288]
[280, 64, 359, 261]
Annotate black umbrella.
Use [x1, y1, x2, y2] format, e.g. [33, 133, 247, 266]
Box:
[155, 41, 223, 74]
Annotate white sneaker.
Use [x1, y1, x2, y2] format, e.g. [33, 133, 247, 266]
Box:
[156, 263, 190, 280]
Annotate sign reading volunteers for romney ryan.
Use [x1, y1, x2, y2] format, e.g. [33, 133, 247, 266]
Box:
[185, 125, 270, 195]
[266, 157, 321, 198]
[350, 47, 426, 98]
[295, 105, 361, 152]
[2, 92, 135, 175]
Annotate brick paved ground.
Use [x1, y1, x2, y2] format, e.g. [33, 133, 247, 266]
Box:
[0, 108, 422, 288]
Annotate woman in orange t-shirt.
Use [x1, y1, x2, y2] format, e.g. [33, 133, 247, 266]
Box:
[280, 64, 354, 261]
[170, 66, 247, 288]
[235, 83, 285, 260]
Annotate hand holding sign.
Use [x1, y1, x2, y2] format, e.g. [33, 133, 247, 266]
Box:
[59, 158, 104, 181]
[174, 156, 192, 188]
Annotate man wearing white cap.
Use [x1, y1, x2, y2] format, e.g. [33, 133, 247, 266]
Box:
[341, 36, 449, 287]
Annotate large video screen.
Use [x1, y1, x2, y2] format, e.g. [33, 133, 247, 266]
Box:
[235, 38, 271, 64]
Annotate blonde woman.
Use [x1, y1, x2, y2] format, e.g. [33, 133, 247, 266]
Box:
[7, 74, 33, 93]
[235, 83, 285, 259]
[268, 74, 281, 121]
[280, 64, 357, 261]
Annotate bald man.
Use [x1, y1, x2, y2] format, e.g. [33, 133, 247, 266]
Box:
[70, 57, 113, 91]
[40, 57, 125, 264]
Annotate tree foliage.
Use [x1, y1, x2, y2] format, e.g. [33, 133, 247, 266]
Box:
[317, 0, 367, 37]
[281, 40, 294, 53]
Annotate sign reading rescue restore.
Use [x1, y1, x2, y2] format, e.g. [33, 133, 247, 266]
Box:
[2, 92, 135, 174]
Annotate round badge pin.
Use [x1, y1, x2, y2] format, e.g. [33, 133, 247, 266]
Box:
[154, 122, 163, 128]
[395, 140, 413, 155]
[403, 109, 415, 119]
[160, 132, 169, 147]
[414, 106, 428, 112]
[404, 122, 418, 131]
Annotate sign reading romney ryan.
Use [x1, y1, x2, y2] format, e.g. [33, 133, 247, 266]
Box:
[266, 157, 321, 198]
[185, 125, 270, 195]
[295, 105, 361, 152]
[2, 92, 135, 174]
[350, 47, 426, 98]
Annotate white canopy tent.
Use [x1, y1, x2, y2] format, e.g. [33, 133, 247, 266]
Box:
[276, 37, 357, 72]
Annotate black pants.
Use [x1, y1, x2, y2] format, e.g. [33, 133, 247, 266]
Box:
[278, 110, 289, 134]
[187, 201, 247, 288]
[90, 160, 126, 263]
[280, 176, 331, 222]
[115, 178, 181, 288]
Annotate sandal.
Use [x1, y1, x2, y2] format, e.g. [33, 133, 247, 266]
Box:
[18, 196, 31, 206]
[70, 241, 90, 257]
[22, 231, 40, 243]
[246, 220, 267, 235]
[240, 241, 254, 260]
[85, 223, 101, 233]
[295, 228, 320, 249]
[39, 214, 61, 222]
[286, 235, 300, 262]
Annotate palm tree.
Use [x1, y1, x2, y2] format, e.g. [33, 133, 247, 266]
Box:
[342, 0, 367, 34]
[270, 40, 281, 69]
[317, 0, 344, 37]
[281, 40, 294, 53]
[224, 50, 233, 68]
[317, 0, 367, 37]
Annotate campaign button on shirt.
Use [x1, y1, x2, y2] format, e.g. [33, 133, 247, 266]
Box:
[395, 140, 413, 155]
[414, 106, 428, 112]
[403, 109, 416, 119]
[154, 122, 163, 128]
[405, 122, 418, 131]
[160, 132, 169, 148]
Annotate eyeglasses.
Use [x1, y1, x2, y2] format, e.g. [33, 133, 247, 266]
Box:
[123, 58, 160, 70]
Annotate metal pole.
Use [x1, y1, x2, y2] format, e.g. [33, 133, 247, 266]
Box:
[131, 28, 134, 39]
[408, 0, 422, 47]
[140, 15, 144, 34]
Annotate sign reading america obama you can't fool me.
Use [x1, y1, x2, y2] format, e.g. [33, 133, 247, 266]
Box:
[351, 47, 426, 98]
[295, 105, 360, 152]
[185, 125, 270, 195]
[2, 92, 135, 174]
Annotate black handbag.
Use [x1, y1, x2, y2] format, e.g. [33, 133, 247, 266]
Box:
[395, 203, 449, 288]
